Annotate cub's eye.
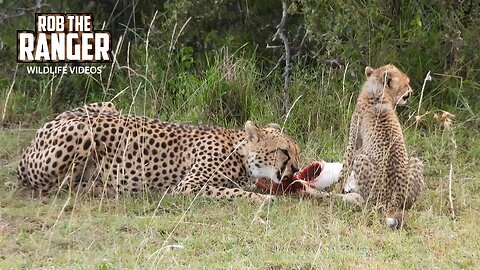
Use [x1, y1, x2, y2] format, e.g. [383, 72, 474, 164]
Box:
[402, 92, 411, 100]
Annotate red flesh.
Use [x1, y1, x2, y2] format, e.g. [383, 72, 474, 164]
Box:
[255, 161, 323, 195]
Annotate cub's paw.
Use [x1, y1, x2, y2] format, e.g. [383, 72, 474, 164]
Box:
[340, 192, 365, 207]
[300, 185, 330, 198]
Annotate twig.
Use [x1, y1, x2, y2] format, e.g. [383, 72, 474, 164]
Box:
[416, 70, 431, 127]
[280, 31, 291, 115]
[293, 29, 309, 59]
[264, 55, 284, 79]
[266, 44, 282, 49]
[281, 95, 303, 133]
[1, 64, 18, 124]
[271, 0, 291, 115]
[0, 0, 46, 23]
[448, 163, 455, 219]
[432, 72, 463, 89]
[448, 137, 457, 220]
[272, 0, 287, 41]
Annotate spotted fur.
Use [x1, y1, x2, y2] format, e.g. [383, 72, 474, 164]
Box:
[339, 64, 424, 229]
[17, 102, 300, 203]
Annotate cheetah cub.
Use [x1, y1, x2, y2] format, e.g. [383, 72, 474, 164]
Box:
[339, 64, 424, 229]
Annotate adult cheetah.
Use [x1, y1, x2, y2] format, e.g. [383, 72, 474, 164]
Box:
[17, 102, 301, 203]
[339, 64, 424, 229]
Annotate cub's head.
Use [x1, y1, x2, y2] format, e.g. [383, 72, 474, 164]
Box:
[363, 64, 413, 106]
[244, 121, 300, 183]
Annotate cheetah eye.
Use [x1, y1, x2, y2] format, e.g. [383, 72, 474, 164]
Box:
[279, 149, 290, 159]
[402, 92, 411, 100]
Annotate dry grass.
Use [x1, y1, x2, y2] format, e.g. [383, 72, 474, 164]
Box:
[1, 2, 479, 268]
[0, 127, 479, 269]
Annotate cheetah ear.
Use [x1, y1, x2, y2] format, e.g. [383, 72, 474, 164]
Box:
[267, 123, 281, 132]
[382, 70, 393, 88]
[365, 66, 374, 77]
[245, 121, 261, 142]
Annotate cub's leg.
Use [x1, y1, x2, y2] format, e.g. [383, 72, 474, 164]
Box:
[174, 172, 274, 203]
[337, 111, 361, 192]
[337, 192, 365, 207]
[338, 154, 377, 207]
[406, 157, 424, 205]
[385, 157, 424, 230]
[385, 158, 423, 229]
[336, 169, 364, 207]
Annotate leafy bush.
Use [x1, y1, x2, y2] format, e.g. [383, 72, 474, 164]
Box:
[0, 0, 478, 133]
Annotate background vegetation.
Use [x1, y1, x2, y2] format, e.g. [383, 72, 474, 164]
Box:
[0, 0, 479, 268]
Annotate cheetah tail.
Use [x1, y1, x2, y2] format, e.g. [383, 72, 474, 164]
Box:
[385, 210, 408, 230]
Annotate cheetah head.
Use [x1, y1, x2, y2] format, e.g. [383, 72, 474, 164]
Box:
[244, 121, 300, 183]
[364, 64, 413, 106]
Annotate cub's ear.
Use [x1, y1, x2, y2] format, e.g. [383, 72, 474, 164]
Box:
[267, 123, 281, 132]
[245, 121, 261, 142]
[365, 66, 374, 77]
[382, 70, 393, 88]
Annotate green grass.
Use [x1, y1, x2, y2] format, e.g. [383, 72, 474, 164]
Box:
[1, 126, 479, 269]
[1, 1, 479, 268]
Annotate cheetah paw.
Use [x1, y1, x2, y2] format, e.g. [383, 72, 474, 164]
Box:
[340, 192, 365, 207]
[299, 185, 330, 198]
[252, 194, 275, 204]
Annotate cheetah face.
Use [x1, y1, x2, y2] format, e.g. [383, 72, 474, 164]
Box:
[244, 121, 300, 183]
[365, 64, 413, 106]
[395, 82, 413, 106]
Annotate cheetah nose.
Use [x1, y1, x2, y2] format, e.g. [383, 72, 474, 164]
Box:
[291, 165, 299, 174]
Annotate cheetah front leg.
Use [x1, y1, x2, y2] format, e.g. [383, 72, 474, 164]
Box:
[174, 173, 274, 203]
[338, 111, 362, 192]
[203, 185, 275, 203]
[335, 170, 365, 207]
[337, 154, 377, 207]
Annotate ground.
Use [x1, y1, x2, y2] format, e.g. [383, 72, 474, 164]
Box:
[0, 127, 479, 269]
